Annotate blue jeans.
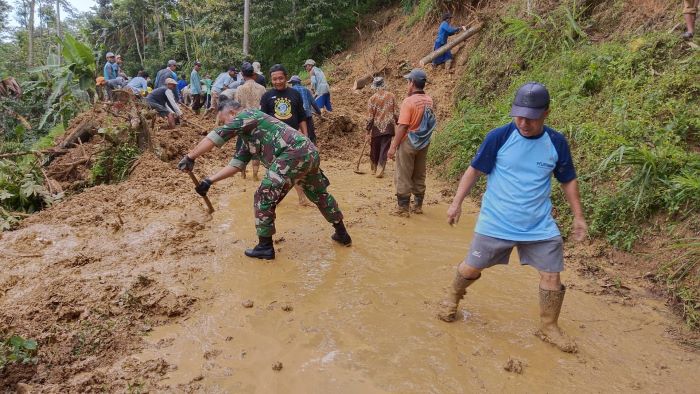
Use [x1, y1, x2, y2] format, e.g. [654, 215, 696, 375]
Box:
[315, 93, 332, 112]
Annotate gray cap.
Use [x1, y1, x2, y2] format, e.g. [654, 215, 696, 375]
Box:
[509, 82, 550, 119]
[288, 75, 302, 84]
[303, 59, 316, 67]
[105, 52, 115, 58]
[167, 59, 177, 66]
[404, 68, 427, 83]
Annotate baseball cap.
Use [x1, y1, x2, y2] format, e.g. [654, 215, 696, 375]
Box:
[194, 61, 202, 66]
[288, 75, 302, 84]
[509, 82, 550, 120]
[167, 59, 177, 66]
[404, 68, 427, 83]
[165, 78, 177, 85]
[303, 59, 316, 67]
[241, 62, 255, 77]
[106, 52, 115, 58]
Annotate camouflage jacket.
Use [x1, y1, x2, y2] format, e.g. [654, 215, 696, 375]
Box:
[206, 109, 314, 169]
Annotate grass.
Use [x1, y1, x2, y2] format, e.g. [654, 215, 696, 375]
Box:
[429, 3, 700, 328]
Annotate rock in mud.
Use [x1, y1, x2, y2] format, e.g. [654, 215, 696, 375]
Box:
[272, 361, 283, 371]
[241, 299, 254, 308]
[504, 357, 525, 374]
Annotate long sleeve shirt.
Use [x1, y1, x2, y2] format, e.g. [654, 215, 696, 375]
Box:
[205, 109, 312, 170]
[292, 84, 320, 117]
[212, 72, 234, 93]
[190, 70, 202, 94]
[126, 77, 148, 94]
[310, 66, 330, 97]
[435, 21, 460, 47]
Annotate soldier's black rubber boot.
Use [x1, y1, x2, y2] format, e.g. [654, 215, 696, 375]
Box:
[331, 221, 352, 246]
[244, 236, 275, 260]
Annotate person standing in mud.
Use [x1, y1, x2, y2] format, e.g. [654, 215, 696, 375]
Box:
[235, 62, 267, 180]
[437, 82, 588, 354]
[189, 61, 204, 114]
[177, 97, 352, 260]
[387, 69, 435, 216]
[288, 75, 321, 144]
[303, 59, 332, 112]
[366, 77, 398, 178]
[260, 64, 311, 206]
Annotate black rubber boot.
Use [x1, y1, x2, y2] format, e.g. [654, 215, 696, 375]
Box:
[412, 194, 424, 214]
[331, 221, 352, 246]
[393, 194, 411, 217]
[244, 236, 275, 260]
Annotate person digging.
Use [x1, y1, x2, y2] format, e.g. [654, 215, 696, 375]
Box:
[436, 82, 587, 353]
[178, 97, 352, 260]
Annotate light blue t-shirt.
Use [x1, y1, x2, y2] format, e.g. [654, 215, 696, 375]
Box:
[212, 72, 234, 93]
[126, 77, 147, 94]
[471, 122, 576, 241]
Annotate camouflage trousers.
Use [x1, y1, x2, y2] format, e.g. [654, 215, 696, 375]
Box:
[254, 150, 343, 236]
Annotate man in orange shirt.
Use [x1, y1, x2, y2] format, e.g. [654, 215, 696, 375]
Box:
[388, 69, 435, 216]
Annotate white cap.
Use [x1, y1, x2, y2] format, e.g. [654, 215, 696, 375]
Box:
[165, 78, 177, 85]
[303, 59, 316, 66]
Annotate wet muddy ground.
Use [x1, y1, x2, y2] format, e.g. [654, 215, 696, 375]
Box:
[128, 161, 697, 392]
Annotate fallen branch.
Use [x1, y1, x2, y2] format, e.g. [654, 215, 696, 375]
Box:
[418, 23, 483, 66]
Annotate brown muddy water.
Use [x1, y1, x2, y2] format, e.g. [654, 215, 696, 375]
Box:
[133, 160, 697, 393]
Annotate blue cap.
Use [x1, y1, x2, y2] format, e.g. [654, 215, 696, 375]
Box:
[510, 82, 550, 119]
[403, 68, 427, 83]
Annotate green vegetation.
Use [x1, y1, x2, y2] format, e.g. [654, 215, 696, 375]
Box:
[429, 1, 699, 327]
[0, 335, 38, 370]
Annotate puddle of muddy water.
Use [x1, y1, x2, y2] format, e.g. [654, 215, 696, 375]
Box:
[136, 162, 697, 393]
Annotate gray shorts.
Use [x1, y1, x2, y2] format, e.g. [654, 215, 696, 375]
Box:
[465, 233, 564, 273]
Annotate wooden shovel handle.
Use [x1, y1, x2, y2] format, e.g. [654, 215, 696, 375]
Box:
[356, 138, 369, 171]
[188, 172, 215, 213]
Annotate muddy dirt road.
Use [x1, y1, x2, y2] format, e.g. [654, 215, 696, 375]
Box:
[127, 162, 695, 392]
[1, 150, 698, 391]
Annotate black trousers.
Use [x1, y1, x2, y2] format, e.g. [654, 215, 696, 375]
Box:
[191, 94, 203, 113]
[370, 134, 393, 166]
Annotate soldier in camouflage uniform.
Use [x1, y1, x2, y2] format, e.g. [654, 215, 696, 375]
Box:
[178, 97, 352, 260]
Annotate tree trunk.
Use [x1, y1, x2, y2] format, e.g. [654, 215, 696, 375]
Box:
[418, 23, 483, 66]
[154, 2, 164, 51]
[56, 0, 62, 65]
[181, 14, 190, 62]
[353, 74, 373, 90]
[243, 0, 250, 57]
[130, 14, 144, 67]
[28, 0, 35, 66]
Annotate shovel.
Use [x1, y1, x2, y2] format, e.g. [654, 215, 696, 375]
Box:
[354, 138, 369, 174]
[187, 172, 215, 214]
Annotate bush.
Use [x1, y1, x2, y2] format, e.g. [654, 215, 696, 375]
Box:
[0, 335, 38, 371]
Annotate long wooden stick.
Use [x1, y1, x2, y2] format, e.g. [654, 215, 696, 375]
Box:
[187, 172, 215, 213]
[418, 23, 483, 66]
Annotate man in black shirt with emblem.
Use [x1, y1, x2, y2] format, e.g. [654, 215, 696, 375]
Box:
[260, 63, 311, 205]
[260, 64, 308, 136]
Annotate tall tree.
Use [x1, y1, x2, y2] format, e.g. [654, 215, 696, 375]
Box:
[27, 0, 34, 66]
[243, 0, 250, 57]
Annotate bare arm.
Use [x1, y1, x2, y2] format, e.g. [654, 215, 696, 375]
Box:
[187, 137, 216, 160]
[560, 179, 588, 241]
[299, 119, 308, 136]
[447, 166, 483, 225]
[208, 165, 240, 183]
[387, 124, 409, 160]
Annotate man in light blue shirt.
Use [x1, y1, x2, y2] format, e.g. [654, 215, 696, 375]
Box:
[437, 82, 587, 354]
[126, 70, 148, 96]
[103, 52, 125, 99]
[190, 61, 203, 114]
[207, 67, 238, 116]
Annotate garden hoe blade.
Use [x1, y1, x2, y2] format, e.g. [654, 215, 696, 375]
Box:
[187, 172, 215, 214]
[354, 139, 369, 174]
